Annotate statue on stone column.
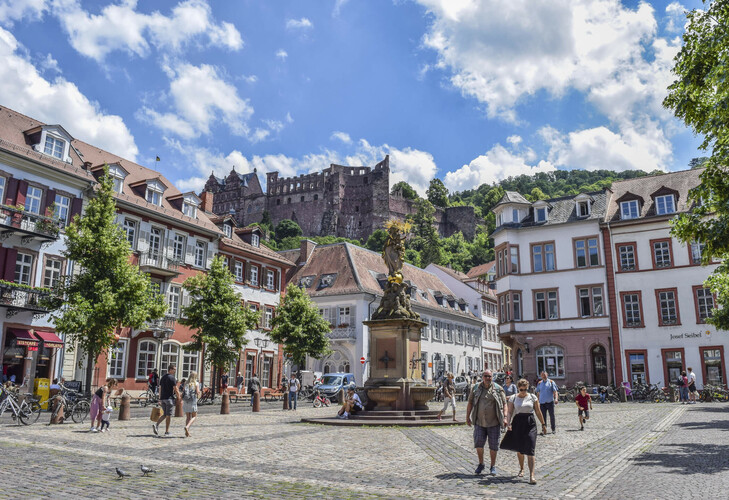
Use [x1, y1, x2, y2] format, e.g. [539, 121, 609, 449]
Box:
[373, 220, 420, 320]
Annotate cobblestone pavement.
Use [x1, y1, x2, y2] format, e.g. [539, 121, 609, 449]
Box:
[0, 401, 726, 499]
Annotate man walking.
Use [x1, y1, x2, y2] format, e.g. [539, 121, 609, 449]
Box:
[687, 367, 697, 404]
[153, 364, 180, 437]
[466, 370, 507, 476]
[535, 371, 559, 434]
[289, 373, 300, 411]
[248, 372, 261, 408]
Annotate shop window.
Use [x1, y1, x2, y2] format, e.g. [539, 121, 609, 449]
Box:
[136, 340, 157, 379]
[627, 351, 647, 384]
[701, 347, 725, 385]
[662, 350, 684, 386]
[536, 346, 564, 378]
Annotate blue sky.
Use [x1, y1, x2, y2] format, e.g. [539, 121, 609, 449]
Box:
[0, 0, 705, 196]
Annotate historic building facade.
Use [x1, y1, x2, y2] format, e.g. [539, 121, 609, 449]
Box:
[282, 240, 484, 385]
[0, 106, 95, 390]
[603, 169, 723, 388]
[203, 156, 479, 241]
[492, 191, 614, 387]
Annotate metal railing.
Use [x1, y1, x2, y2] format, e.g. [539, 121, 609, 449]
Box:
[0, 205, 60, 240]
[146, 315, 177, 332]
[327, 326, 356, 340]
[138, 252, 181, 274]
[0, 282, 52, 312]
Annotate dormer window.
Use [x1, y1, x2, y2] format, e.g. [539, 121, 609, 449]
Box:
[251, 234, 260, 247]
[182, 202, 197, 218]
[577, 201, 590, 217]
[535, 207, 547, 222]
[621, 200, 639, 219]
[655, 195, 675, 215]
[223, 224, 232, 238]
[144, 180, 165, 207]
[108, 164, 127, 194]
[44, 135, 65, 159]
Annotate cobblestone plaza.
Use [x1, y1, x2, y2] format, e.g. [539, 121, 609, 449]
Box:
[1, 402, 725, 499]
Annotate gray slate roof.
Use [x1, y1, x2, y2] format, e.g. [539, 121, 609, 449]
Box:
[517, 191, 607, 228]
[495, 191, 530, 207]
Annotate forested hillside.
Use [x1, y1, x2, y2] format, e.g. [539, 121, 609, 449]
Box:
[263, 169, 653, 273]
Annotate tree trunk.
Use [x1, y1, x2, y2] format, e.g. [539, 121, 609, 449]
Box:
[84, 352, 95, 396]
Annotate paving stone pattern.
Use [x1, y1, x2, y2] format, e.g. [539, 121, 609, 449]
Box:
[0, 401, 726, 499]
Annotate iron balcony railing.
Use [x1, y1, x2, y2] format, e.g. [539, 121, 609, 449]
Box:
[0, 205, 61, 241]
[0, 282, 52, 313]
[138, 252, 181, 274]
[146, 314, 177, 332]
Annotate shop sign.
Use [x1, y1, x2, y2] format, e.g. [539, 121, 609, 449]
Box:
[16, 339, 38, 347]
[670, 330, 712, 341]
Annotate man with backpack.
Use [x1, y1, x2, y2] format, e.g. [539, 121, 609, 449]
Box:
[467, 370, 508, 476]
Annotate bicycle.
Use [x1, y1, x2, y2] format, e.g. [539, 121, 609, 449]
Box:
[48, 390, 91, 424]
[0, 386, 40, 425]
[312, 390, 331, 408]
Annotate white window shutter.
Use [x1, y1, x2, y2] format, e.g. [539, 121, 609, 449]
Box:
[185, 237, 196, 265]
[165, 236, 175, 259]
[206, 241, 215, 269]
[349, 305, 356, 324]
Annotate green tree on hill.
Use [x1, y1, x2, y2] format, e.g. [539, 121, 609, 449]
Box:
[391, 181, 419, 200]
[427, 178, 449, 207]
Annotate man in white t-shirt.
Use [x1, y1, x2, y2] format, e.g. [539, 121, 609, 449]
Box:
[687, 367, 697, 404]
[337, 387, 363, 419]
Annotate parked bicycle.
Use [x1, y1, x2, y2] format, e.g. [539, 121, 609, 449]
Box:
[48, 388, 90, 424]
[0, 385, 41, 425]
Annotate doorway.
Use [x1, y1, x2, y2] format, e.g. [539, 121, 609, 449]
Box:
[591, 345, 608, 386]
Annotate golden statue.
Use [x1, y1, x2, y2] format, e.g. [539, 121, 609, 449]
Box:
[372, 220, 419, 320]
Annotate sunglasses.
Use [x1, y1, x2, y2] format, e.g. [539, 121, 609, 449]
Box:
[518, 388, 527, 392]
[483, 375, 492, 378]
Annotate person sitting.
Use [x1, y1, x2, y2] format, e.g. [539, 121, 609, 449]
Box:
[337, 387, 363, 419]
[50, 378, 61, 391]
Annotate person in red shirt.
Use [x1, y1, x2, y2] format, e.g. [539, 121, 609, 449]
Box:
[575, 386, 593, 431]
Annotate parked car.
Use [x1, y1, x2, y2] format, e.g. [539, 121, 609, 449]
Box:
[454, 375, 469, 398]
[316, 373, 356, 402]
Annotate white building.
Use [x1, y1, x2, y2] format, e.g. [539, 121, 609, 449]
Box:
[492, 191, 614, 386]
[282, 241, 484, 385]
[425, 263, 503, 372]
[603, 169, 723, 388]
[0, 106, 95, 388]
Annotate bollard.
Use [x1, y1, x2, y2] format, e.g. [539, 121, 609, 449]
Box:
[174, 395, 183, 417]
[118, 394, 131, 421]
[50, 398, 64, 424]
[252, 391, 261, 412]
[221, 392, 230, 414]
[619, 385, 627, 403]
[283, 391, 289, 410]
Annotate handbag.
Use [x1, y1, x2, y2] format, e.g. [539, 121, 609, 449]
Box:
[150, 406, 162, 422]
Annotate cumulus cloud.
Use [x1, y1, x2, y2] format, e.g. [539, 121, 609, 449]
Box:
[330, 131, 352, 144]
[665, 2, 686, 33]
[0, 0, 46, 26]
[0, 27, 138, 159]
[443, 143, 555, 192]
[138, 62, 253, 139]
[418, 0, 657, 121]
[50, 0, 243, 62]
[286, 17, 313, 30]
[39, 53, 61, 74]
[276, 49, 288, 60]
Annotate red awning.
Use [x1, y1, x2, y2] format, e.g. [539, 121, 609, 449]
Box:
[8, 329, 39, 347]
[34, 330, 64, 349]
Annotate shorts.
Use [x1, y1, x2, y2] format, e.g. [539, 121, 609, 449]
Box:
[689, 383, 696, 393]
[473, 424, 501, 451]
[578, 409, 589, 418]
[160, 398, 175, 417]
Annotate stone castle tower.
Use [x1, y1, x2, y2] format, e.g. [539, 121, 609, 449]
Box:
[202, 156, 478, 241]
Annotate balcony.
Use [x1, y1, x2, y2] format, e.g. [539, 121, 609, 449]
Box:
[0, 281, 53, 318]
[138, 252, 181, 277]
[327, 326, 356, 341]
[146, 314, 177, 334]
[0, 205, 60, 242]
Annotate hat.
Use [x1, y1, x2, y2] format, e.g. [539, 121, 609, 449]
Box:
[106, 406, 113, 411]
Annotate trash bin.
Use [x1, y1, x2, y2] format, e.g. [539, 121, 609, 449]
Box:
[34, 378, 50, 409]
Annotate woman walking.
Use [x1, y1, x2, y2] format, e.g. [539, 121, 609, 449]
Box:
[89, 378, 117, 432]
[503, 375, 517, 397]
[182, 372, 201, 437]
[502, 378, 547, 485]
[436, 372, 457, 422]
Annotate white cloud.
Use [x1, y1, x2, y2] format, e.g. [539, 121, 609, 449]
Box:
[240, 74, 258, 84]
[50, 0, 243, 62]
[276, 49, 288, 60]
[330, 131, 352, 144]
[39, 53, 61, 74]
[506, 135, 522, 146]
[418, 0, 657, 121]
[443, 143, 555, 192]
[0, 0, 46, 26]
[286, 17, 313, 30]
[665, 2, 686, 33]
[0, 27, 138, 159]
[139, 62, 253, 139]
[333, 0, 349, 16]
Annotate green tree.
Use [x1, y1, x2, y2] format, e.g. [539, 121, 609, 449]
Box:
[269, 284, 332, 368]
[391, 181, 419, 200]
[365, 229, 388, 252]
[426, 178, 449, 207]
[51, 167, 167, 393]
[664, 0, 729, 328]
[179, 256, 259, 394]
[412, 199, 443, 267]
[260, 210, 274, 233]
[274, 219, 302, 242]
[528, 187, 549, 201]
[441, 232, 470, 272]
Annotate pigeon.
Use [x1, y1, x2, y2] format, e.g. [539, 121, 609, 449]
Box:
[116, 468, 130, 479]
[140, 465, 157, 477]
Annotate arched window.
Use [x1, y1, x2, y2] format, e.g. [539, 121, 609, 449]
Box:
[161, 342, 180, 372]
[323, 351, 351, 374]
[136, 340, 157, 379]
[536, 346, 565, 378]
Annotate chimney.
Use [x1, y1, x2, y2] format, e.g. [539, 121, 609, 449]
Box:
[199, 190, 214, 213]
[298, 239, 316, 266]
[83, 161, 92, 170]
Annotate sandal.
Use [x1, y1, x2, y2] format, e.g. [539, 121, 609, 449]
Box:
[529, 478, 537, 485]
[517, 469, 524, 477]
[184, 427, 190, 437]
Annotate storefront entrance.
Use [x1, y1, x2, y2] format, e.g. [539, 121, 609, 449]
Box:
[662, 349, 684, 387]
[591, 345, 608, 386]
